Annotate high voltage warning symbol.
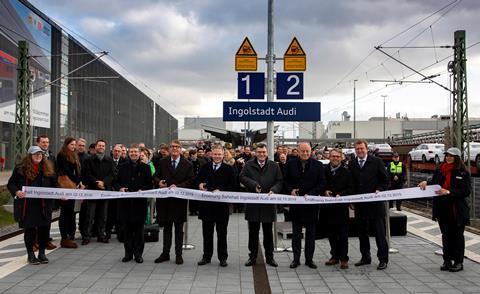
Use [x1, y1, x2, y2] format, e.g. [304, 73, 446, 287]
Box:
[284, 37, 306, 71]
[235, 37, 257, 71]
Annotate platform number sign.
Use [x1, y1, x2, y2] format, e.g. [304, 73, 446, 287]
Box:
[276, 72, 303, 99]
[237, 72, 265, 99]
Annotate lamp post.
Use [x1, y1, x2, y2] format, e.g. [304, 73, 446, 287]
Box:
[353, 79, 358, 140]
[381, 94, 387, 142]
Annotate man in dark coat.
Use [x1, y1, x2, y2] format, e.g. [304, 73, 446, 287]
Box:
[284, 142, 325, 269]
[324, 148, 354, 269]
[240, 143, 283, 267]
[106, 143, 126, 240]
[154, 140, 194, 265]
[81, 139, 114, 245]
[114, 144, 152, 264]
[196, 145, 236, 267]
[188, 149, 207, 216]
[349, 139, 390, 270]
[387, 153, 406, 211]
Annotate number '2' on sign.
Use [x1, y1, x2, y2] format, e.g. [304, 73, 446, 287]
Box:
[238, 72, 265, 99]
[276, 72, 303, 99]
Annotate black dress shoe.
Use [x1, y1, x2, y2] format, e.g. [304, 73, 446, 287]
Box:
[266, 258, 278, 267]
[97, 237, 109, 243]
[305, 260, 317, 269]
[197, 258, 211, 266]
[440, 261, 452, 271]
[122, 256, 133, 262]
[135, 257, 144, 264]
[354, 259, 372, 266]
[244, 259, 256, 266]
[154, 253, 170, 263]
[289, 260, 300, 269]
[449, 263, 463, 272]
[219, 260, 228, 267]
[377, 262, 388, 270]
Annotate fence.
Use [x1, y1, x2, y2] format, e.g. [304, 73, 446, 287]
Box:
[405, 172, 480, 220]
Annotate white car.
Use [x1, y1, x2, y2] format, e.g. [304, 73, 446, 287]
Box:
[465, 142, 480, 168]
[342, 148, 355, 156]
[372, 143, 393, 157]
[408, 143, 445, 164]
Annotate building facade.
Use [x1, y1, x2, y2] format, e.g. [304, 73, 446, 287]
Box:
[0, 0, 177, 167]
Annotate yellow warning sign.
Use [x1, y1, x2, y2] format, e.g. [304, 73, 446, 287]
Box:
[235, 37, 257, 71]
[284, 37, 306, 71]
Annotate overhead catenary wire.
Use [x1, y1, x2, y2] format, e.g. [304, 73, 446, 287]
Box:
[321, 0, 461, 97]
[321, 37, 480, 118]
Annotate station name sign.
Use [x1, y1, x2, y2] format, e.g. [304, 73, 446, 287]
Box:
[223, 102, 320, 121]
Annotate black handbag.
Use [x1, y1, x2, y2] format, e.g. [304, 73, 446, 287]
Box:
[13, 197, 25, 222]
[144, 224, 160, 242]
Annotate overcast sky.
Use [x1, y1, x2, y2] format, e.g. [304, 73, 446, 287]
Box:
[30, 0, 480, 136]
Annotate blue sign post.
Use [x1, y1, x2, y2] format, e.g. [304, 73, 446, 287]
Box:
[223, 101, 320, 121]
[276, 72, 303, 99]
[237, 72, 265, 99]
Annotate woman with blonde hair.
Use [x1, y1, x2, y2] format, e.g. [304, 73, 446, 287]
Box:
[8, 146, 57, 264]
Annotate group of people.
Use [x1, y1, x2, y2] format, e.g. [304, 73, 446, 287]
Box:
[7, 136, 470, 273]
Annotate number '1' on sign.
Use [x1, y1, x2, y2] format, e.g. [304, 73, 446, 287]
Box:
[276, 72, 303, 99]
[238, 72, 265, 100]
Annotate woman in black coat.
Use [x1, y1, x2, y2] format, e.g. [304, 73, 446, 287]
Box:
[419, 147, 470, 272]
[56, 137, 85, 249]
[7, 146, 56, 265]
[114, 145, 153, 263]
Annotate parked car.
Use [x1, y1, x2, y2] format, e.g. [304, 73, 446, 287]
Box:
[465, 142, 480, 169]
[408, 143, 445, 164]
[372, 143, 393, 157]
[342, 148, 355, 156]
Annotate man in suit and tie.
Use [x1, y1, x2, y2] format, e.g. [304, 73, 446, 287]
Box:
[349, 139, 390, 270]
[196, 145, 236, 267]
[240, 143, 283, 267]
[107, 144, 125, 240]
[154, 140, 194, 265]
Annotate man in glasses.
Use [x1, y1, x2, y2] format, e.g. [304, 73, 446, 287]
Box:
[154, 140, 194, 265]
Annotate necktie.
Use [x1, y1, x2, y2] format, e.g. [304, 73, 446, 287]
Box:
[172, 160, 176, 169]
[213, 164, 218, 171]
[359, 159, 365, 169]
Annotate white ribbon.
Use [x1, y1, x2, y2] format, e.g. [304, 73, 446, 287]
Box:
[22, 185, 441, 205]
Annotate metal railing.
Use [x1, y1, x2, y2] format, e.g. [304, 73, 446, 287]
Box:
[405, 172, 480, 219]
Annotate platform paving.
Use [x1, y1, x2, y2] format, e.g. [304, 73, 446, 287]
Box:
[0, 212, 480, 293]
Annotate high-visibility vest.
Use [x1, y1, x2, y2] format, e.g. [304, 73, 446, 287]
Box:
[389, 161, 402, 174]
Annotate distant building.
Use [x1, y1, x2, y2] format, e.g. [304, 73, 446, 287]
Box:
[298, 122, 326, 139]
[179, 117, 233, 143]
[325, 115, 480, 140]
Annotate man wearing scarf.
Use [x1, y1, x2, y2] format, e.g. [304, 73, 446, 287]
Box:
[81, 139, 114, 245]
[323, 148, 353, 269]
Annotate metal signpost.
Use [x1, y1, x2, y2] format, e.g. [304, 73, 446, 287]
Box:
[230, 0, 320, 253]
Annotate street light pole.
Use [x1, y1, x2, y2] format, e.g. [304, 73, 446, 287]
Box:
[266, 0, 275, 157]
[353, 79, 357, 140]
[381, 94, 387, 142]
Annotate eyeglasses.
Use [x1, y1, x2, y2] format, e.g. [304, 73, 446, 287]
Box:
[170, 145, 181, 149]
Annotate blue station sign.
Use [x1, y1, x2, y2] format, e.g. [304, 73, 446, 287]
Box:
[223, 101, 320, 121]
